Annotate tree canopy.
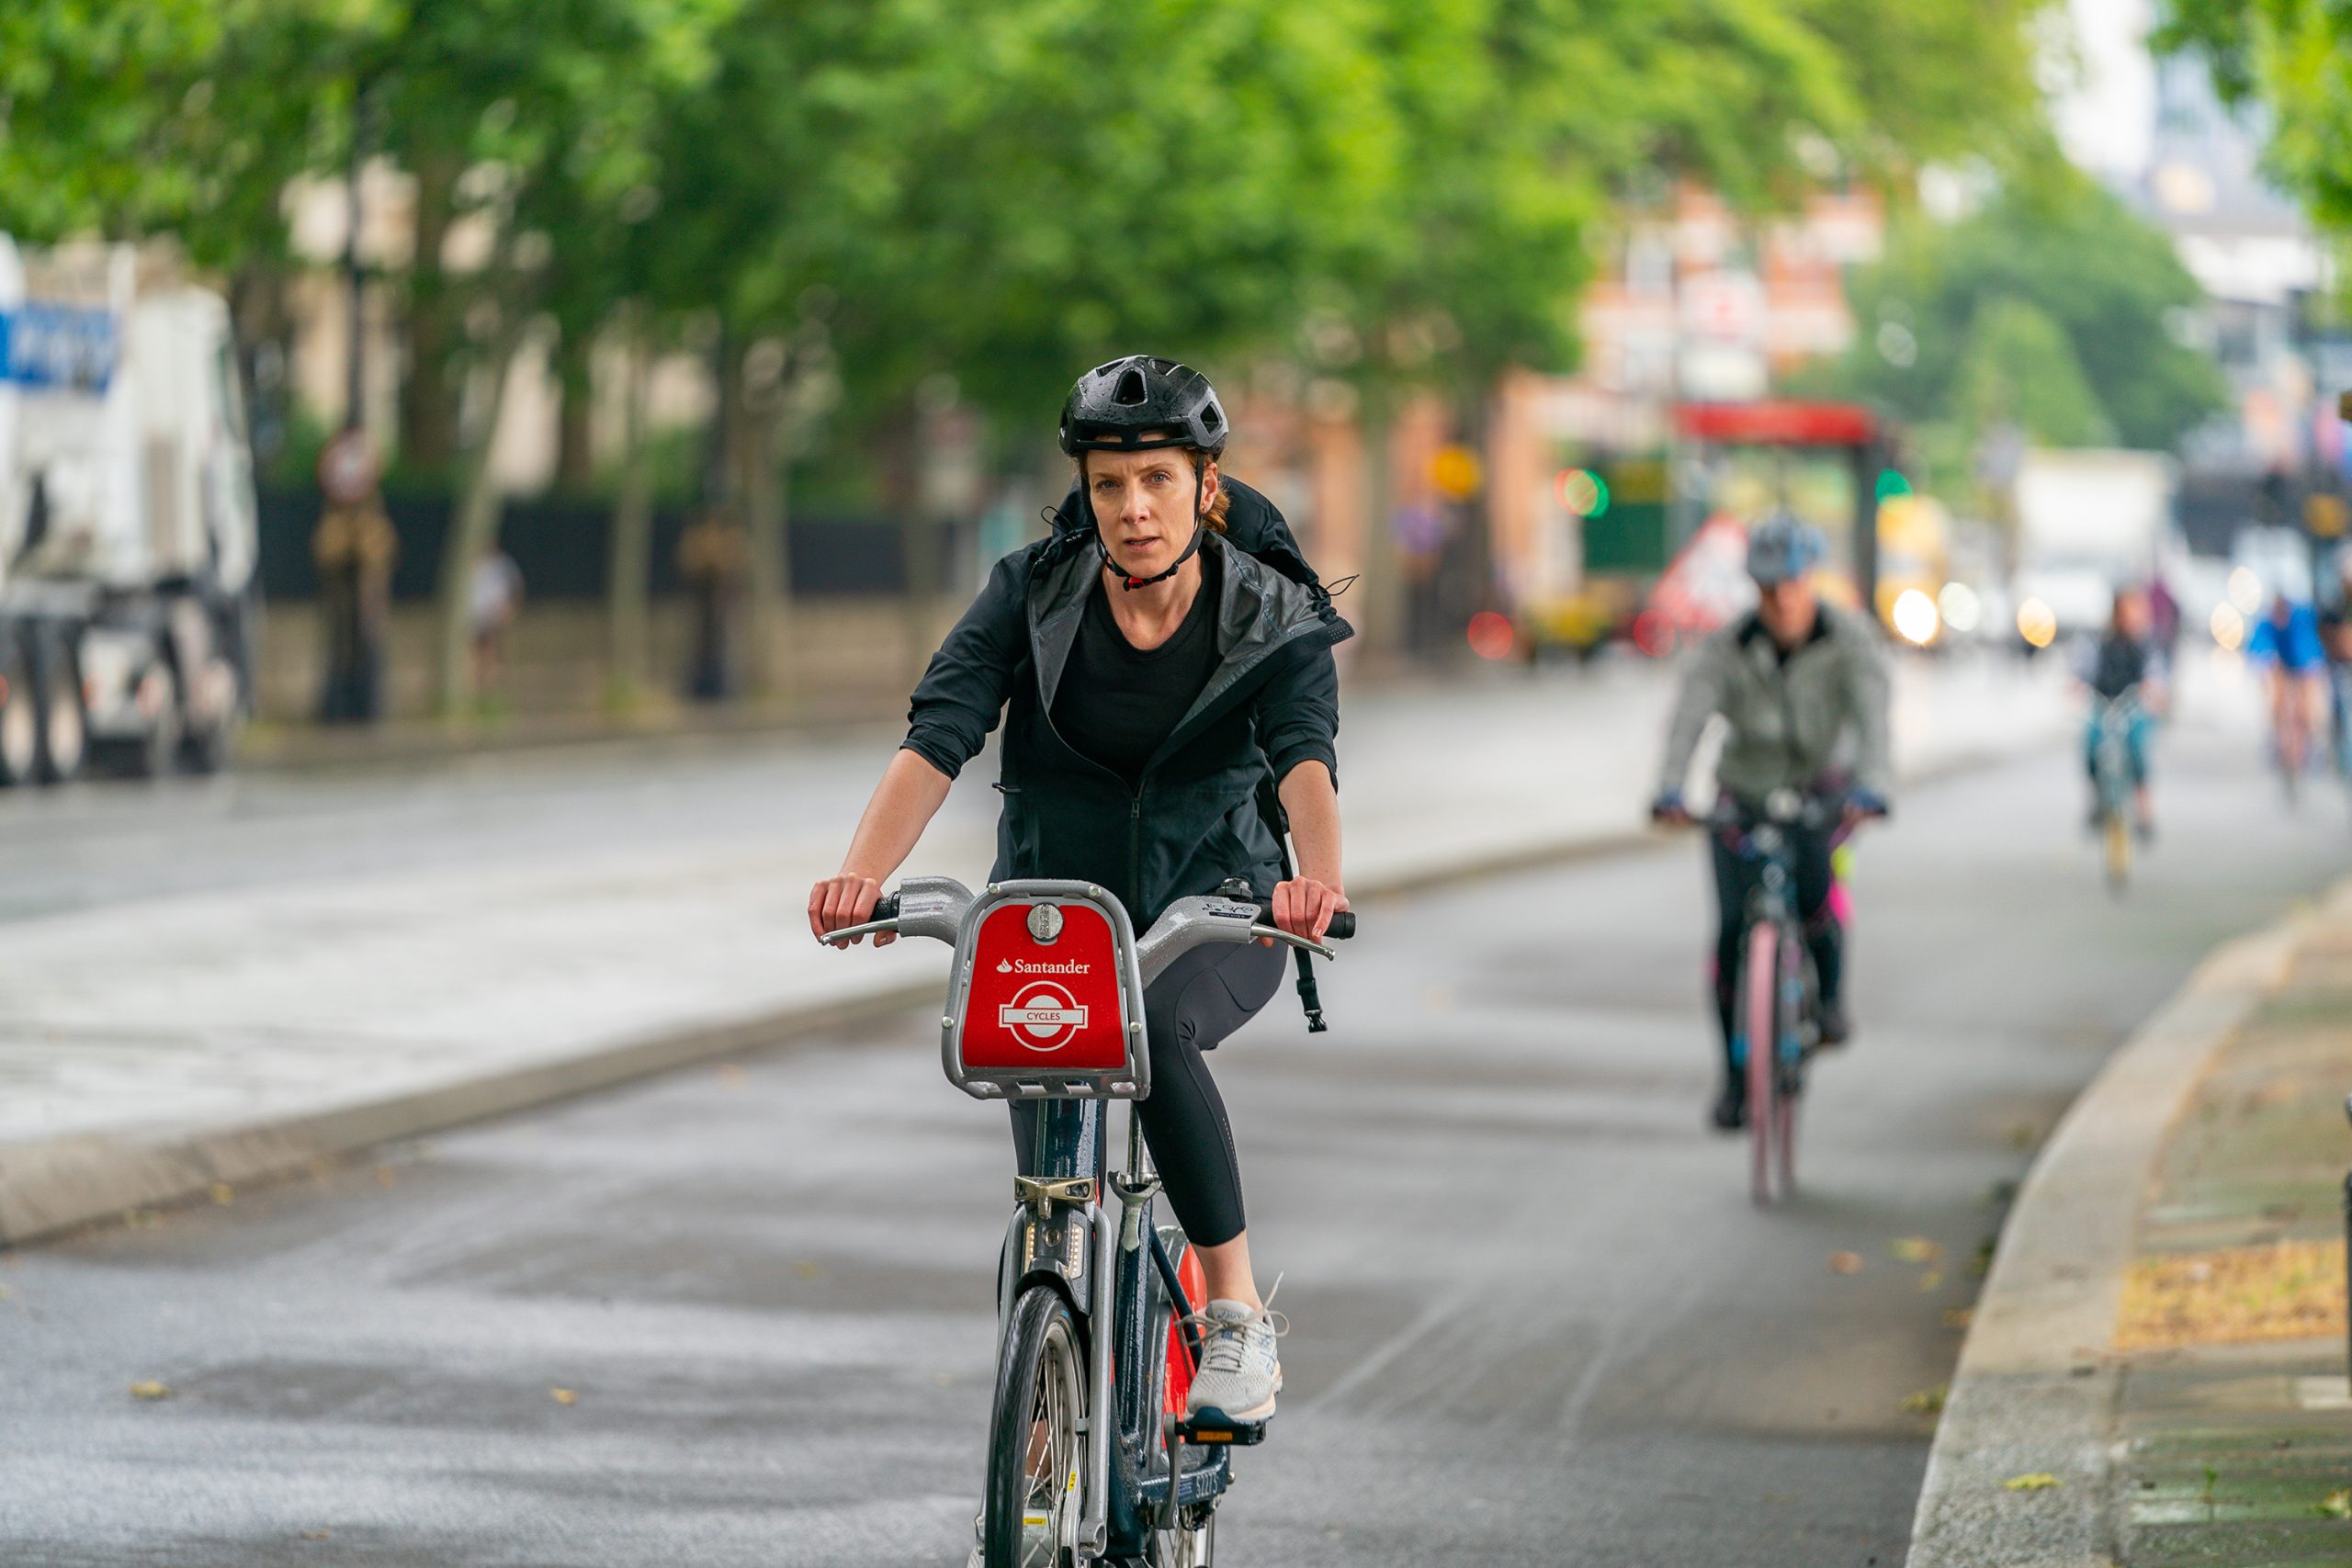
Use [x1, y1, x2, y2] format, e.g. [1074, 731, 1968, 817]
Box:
[5, 0, 2066, 451]
[1796, 180, 2226, 490]
[2158, 0, 2352, 230]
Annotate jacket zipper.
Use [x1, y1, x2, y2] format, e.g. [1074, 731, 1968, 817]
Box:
[1129, 785, 1146, 909]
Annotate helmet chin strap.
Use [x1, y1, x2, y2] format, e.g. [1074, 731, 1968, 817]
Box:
[1101, 521, 1204, 592]
[1095, 455, 1209, 592]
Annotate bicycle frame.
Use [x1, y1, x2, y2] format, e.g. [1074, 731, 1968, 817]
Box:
[2090, 692, 2141, 818]
[1716, 802, 1838, 1076]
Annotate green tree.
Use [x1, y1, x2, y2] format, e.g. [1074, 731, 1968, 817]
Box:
[2158, 0, 2352, 229]
[1804, 180, 2224, 457]
[1953, 297, 2111, 446]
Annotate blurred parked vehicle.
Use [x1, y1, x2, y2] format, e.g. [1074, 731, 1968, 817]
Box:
[0, 238, 258, 784]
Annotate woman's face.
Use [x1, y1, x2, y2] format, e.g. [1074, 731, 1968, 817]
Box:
[1086, 445, 1216, 581]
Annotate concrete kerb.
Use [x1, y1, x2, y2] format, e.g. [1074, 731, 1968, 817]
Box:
[1901, 884, 2341, 1568]
[0, 983, 942, 1248]
[0, 724, 2057, 1253]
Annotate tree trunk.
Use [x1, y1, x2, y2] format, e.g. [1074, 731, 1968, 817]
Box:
[553, 328, 595, 492]
[743, 396, 791, 697]
[1356, 386, 1405, 660]
[605, 330, 656, 710]
[401, 154, 460, 475]
[434, 321, 527, 717]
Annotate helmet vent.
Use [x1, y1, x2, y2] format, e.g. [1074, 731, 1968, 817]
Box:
[1113, 368, 1148, 406]
[1201, 404, 1222, 431]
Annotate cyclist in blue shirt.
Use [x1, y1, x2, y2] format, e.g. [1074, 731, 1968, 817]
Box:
[2246, 593, 2326, 779]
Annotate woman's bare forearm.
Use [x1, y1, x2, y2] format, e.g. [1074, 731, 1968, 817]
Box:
[1277, 761, 1342, 888]
[840, 749, 954, 882]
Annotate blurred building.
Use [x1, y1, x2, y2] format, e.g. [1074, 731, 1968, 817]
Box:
[1485, 185, 1885, 624]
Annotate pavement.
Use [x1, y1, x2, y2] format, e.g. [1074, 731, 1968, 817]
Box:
[0, 652, 2064, 1247]
[0, 656, 2338, 1566]
[1906, 865, 2352, 1566]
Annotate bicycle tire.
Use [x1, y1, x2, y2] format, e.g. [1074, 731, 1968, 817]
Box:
[1743, 921, 1779, 1206]
[984, 1285, 1088, 1568]
[1773, 929, 1801, 1197]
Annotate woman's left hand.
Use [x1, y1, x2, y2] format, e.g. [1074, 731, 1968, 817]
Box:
[1270, 876, 1349, 943]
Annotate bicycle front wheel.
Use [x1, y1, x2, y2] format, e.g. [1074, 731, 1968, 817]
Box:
[984, 1285, 1089, 1568]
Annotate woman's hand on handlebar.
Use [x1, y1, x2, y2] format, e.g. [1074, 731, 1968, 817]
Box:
[808, 874, 894, 946]
[1269, 876, 1348, 944]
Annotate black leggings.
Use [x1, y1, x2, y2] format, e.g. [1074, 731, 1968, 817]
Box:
[1709, 825, 1842, 1070]
[1011, 939, 1286, 1248]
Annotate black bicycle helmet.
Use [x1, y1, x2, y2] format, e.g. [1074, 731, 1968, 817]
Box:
[1058, 355, 1229, 457]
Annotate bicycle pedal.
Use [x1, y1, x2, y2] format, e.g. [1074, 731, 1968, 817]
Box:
[1170, 1412, 1270, 1447]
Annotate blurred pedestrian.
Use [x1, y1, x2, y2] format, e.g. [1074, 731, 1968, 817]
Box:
[1651, 513, 1892, 1132]
[312, 432, 398, 724]
[677, 505, 749, 702]
[2145, 570, 2181, 659]
[468, 540, 525, 703]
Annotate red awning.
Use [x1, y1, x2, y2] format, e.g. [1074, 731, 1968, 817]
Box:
[1673, 400, 1878, 448]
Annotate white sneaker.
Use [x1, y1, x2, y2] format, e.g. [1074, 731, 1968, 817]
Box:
[1182, 1298, 1284, 1423]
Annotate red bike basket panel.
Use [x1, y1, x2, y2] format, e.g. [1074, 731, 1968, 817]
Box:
[956, 902, 1129, 1072]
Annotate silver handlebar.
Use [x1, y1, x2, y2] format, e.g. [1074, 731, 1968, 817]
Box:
[817, 881, 1340, 979]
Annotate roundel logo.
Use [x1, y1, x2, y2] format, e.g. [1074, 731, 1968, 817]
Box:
[999, 980, 1089, 1052]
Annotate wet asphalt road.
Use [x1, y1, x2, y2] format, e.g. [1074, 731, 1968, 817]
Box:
[1, 694, 2342, 1567]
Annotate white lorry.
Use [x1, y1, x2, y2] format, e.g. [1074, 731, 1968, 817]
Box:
[0, 237, 257, 784]
[2010, 447, 2176, 646]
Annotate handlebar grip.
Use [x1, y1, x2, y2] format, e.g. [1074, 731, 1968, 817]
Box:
[869, 892, 900, 921]
[1326, 911, 1356, 941]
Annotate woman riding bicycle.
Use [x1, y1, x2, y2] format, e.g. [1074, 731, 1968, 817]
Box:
[809, 355, 1349, 1427]
[1650, 514, 1891, 1132]
[2076, 586, 2165, 839]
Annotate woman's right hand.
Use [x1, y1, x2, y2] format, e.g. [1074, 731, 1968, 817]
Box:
[808, 874, 894, 947]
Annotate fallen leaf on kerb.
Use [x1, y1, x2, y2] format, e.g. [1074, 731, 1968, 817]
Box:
[210, 1183, 234, 1206]
[1901, 1385, 1947, 1415]
[1828, 1252, 1863, 1275]
[1891, 1236, 1943, 1265]
[549, 1387, 578, 1404]
[129, 1382, 173, 1401]
[2003, 1473, 2061, 1492]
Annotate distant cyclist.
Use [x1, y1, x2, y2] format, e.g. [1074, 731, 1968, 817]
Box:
[808, 355, 1348, 1428]
[2075, 586, 2165, 839]
[2246, 591, 2326, 780]
[1651, 514, 1892, 1131]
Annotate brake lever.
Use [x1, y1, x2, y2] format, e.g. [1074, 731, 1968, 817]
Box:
[818, 919, 902, 946]
[1247, 923, 1336, 962]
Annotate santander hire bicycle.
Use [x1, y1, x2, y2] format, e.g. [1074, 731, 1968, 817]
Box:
[820, 875, 1351, 1567]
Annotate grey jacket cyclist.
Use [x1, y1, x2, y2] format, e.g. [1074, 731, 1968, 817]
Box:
[1651, 513, 1892, 1129]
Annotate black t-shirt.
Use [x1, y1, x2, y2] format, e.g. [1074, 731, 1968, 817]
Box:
[2086, 633, 2149, 699]
[1052, 549, 1222, 785]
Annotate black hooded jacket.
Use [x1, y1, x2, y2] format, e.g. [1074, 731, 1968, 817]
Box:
[900, 479, 1351, 928]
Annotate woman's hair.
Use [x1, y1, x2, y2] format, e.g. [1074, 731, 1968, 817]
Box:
[1076, 448, 1230, 534]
